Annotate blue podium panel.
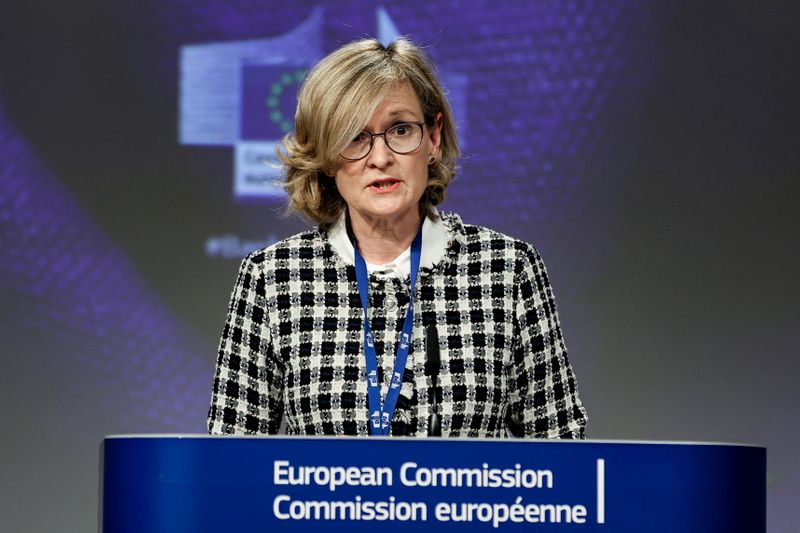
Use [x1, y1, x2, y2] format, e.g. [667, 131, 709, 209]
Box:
[101, 436, 765, 533]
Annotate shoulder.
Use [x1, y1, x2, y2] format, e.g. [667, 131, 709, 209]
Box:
[241, 227, 328, 267]
[442, 212, 545, 274]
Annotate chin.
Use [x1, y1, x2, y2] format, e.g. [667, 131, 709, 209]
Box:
[364, 203, 417, 221]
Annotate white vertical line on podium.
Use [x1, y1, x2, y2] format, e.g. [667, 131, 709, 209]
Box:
[597, 458, 606, 524]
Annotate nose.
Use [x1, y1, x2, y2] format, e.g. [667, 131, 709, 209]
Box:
[366, 135, 394, 168]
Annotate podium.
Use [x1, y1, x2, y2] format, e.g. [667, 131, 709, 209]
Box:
[101, 436, 765, 532]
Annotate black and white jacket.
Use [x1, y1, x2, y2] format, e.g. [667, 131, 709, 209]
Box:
[208, 213, 587, 438]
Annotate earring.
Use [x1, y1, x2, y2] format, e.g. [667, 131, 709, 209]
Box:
[427, 155, 436, 165]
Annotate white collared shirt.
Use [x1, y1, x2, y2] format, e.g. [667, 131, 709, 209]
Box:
[328, 209, 450, 278]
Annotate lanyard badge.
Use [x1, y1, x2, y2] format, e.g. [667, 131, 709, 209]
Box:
[353, 227, 423, 436]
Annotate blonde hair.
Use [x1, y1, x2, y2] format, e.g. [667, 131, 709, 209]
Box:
[279, 38, 459, 227]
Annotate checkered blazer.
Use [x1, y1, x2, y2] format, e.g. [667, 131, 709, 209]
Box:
[208, 213, 587, 438]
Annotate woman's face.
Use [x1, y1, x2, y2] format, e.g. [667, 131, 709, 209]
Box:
[334, 83, 441, 230]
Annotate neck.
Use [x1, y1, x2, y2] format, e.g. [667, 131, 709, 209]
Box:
[349, 208, 422, 265]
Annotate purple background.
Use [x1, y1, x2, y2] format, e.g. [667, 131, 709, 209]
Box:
[0, 1, 797, 531]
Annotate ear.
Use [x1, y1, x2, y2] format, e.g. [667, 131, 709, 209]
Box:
[428, 112, 443, 157]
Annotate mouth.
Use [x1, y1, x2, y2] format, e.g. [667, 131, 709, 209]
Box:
[367, 178, 402, 192]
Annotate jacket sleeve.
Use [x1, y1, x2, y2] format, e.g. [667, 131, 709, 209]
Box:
[507, 245, 588, 439]
[208, 253, 285, 435]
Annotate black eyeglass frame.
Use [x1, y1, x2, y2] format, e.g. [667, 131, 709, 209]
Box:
[338, 122, 426, 161]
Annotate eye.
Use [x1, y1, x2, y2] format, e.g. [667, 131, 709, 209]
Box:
[391, 123, 411, 137]
[351, 131, 371, 144]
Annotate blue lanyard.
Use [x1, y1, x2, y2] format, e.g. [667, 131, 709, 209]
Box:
[353, 226, 423, 436]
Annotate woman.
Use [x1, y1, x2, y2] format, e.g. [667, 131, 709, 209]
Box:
[208, 38, 587, 438]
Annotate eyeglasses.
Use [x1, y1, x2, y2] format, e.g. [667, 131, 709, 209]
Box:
[339, 122, 425, 161]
